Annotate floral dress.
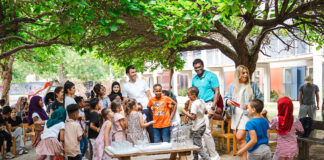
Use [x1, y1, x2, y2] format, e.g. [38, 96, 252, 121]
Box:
[93, 120, 113, 160]
[126, 112, 144, 144]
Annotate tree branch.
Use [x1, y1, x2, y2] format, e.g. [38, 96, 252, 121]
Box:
[0, 36, 33, 44]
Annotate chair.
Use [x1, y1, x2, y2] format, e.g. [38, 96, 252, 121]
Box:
[1, 126, 17, 156]
[268, 129, 277, 147]
[211, 119, 236, 155]
[23, 124, 35, 145]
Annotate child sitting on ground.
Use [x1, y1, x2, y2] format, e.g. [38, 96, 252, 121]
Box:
[237, 99, 271, 160]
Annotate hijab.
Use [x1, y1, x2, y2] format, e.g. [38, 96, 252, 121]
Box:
[46, 108, 66, 128]
[108, 81, 123, 101]
[27, 96, 49, 125]
[277, 97, 294, 135]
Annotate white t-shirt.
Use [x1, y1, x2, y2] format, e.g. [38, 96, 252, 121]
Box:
[41, 121, 65, 140]
[64, 96, 76, 108]
[171, 109, 181, 126]
[190, 99, 207, 131]
[32, 112, 42, 121]
[122, 79, 150, 109]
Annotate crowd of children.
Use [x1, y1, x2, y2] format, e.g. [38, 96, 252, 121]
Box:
[0, 79, 309, 160]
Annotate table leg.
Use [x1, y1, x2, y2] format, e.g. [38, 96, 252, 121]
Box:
[119, 157, 131, 160]
[178, 152, 187, 160]
[170, 152, 177, 160]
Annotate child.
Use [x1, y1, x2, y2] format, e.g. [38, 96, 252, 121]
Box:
[181, 87, 210, 160]
[49, 86, 64, 116]
[36, 108, 66, 160]
[88, 98, 100, 143]
[269, 97, 304, 160]
[162, 90, 181, 126]
[236, 99, 271, 160]
[0, 106, 15, 159]
[84, 100, 91, 121]
[8, 108, 28, 155]
[27, 96, 49, 147]
[147, 84, 176, 143]
[91, 84, 110, 111]
[126, 98, 155, 144]
[93, 108, 114, 160]
[75, 96, 88, 159]
[111, 100, 127, 141]
[64, 81, 77, 108]
[21, 102, 29, 123]
[65, 104, 84, 160]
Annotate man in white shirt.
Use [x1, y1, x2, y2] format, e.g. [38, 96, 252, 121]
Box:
[122, 65, 153, 142]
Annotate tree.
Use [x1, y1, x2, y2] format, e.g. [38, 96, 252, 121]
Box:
[95, 0, 324, 75]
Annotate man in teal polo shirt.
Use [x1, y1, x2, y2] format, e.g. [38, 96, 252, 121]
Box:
[192, 58, 220, 160]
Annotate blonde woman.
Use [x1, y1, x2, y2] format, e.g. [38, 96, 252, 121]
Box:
[223, 65, 263, 160]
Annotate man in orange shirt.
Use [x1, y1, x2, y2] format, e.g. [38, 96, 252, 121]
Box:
[148, 84, 177, 143]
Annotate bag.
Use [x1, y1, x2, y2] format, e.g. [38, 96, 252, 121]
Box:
[212, 95, 224, 120]
[299, 117, 313, 138]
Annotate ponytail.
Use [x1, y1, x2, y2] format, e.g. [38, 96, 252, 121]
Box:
[63, 80, 75, 108]
[91, 83, 102, 99]
[125, 98, 137, 116]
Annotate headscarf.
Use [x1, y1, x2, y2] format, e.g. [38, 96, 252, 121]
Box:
[27, 96, 49, 125]
[108, 81, 123, 101]
[277, 97, 294, 135]
[46, 108, 66, 128]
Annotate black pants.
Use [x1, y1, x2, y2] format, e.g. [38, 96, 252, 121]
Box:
[68, 154, 81, 160]
[0, 130, 12, 153]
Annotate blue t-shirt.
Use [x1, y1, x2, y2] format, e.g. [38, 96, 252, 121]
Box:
[192, 70, 220, 102]
[246, 118, 269, 152]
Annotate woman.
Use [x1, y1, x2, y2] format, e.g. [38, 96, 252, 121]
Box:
[108, 82, 123, 102]
[224, 65, 263, 160]
[13, 97, 27, 117]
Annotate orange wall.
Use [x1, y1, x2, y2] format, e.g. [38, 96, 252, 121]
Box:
[270, 68, 283, 95]
[225, 71, 234, 92]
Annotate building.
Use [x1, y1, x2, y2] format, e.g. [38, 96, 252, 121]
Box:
[142, 38, 324, 104]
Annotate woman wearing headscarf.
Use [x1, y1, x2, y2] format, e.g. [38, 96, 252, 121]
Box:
[269, 97, 304, 160]
[108, 82, 123, 102]
[27, 96, 49, 147]
[223, 65, 263, 160]
[36, 108, 66, 160]
[14, 97, 27, 117]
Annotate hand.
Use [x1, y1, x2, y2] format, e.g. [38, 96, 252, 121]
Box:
[316, 105, 320, 110]
[226, 99, 236, 106]
[208, 110, 215, 116]
[236, 149, 243, 156]
[150, 120, 156, 124]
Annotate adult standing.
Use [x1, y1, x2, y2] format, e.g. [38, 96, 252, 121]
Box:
[192, 59, 220, 160]
[298, 76, 320, 119]
[108, 81, 123, 102]
[122, 65, 153, 142]
[224, 65, 263, 160]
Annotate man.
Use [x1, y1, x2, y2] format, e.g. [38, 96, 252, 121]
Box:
[122, 65, 153, 142]
[192, 59, 220, 160]
[298, 76, 320, 119]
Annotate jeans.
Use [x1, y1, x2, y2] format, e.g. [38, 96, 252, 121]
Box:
[153, 127, 170, 143]
[80, 135, 88, 157]
[142, 109, 154, 143]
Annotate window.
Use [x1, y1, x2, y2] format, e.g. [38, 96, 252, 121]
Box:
[283, 68, 292, 98]
[193, 50, 201, 59]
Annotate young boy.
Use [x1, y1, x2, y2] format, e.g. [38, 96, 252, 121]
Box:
[181, 87, 210, 160]
[65, 104, 84, 160]
[75, 96, 88, 159]
[147, 84, 176, 143]
[237, 99, 271, 160]
[0, 106, 15, 159]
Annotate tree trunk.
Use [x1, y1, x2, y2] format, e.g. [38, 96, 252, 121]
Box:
[234, 52, 259, 77]
[58, 63, 67, 86]
[0, 55, 15, 105]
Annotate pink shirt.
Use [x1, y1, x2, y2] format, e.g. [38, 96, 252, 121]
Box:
[270, 116, 304, 158]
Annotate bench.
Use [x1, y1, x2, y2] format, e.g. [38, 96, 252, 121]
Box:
[297, 120, 324, 160]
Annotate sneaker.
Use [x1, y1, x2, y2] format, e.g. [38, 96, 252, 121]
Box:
[5, 152, 15, 159]
[18, 149, 24, 155]
[23, 149, 29, 154]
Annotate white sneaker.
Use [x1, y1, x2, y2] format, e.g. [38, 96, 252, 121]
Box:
[211, 156, 221, 160]
[5, 152, 15, 159]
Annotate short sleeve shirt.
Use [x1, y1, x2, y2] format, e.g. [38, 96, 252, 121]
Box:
[8, 116, 22, 127]
[190, 99, 207, 131]
[0, 114, 8, 127]
[147, 96, 173, 128]
[41, 122, 65, 139]
[245, 118, 269, 152]
[299, 84, 319, 105]
[50, 101, 64, 112]
[122, 79, 150, 109]
[192, 70, 220, 102]
[88, 111, 99, 139]
[64, 119, 83, 157]
[64, 96, 77, 108]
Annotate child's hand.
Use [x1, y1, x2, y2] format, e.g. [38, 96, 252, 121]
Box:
[151, 120, 156, 124]
[236, 149, 243, 156]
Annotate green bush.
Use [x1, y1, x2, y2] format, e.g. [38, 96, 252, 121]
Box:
[178, 88, 188, 96]
[270, 90, 280, 102]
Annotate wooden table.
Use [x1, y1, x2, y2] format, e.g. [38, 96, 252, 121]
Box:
[105, 145, 200, 160]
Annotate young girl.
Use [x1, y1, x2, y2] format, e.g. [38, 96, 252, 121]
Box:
[64, 81, 76, 108]
[49, 86, 64, 116]
[9, 108, 28, 154]
[111, 100, 127, 141]
[268, 97, 304, 160]
[91, 84, 110, 111]
[108, 82, 123, 102]
[126, 98, 155, 144]
[27, 96, 49, 147]
[21, 101, 29, 123]
[93, 108, 114, 160]
[36, 108, 66, 160]
[88, 98, 101, 142]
